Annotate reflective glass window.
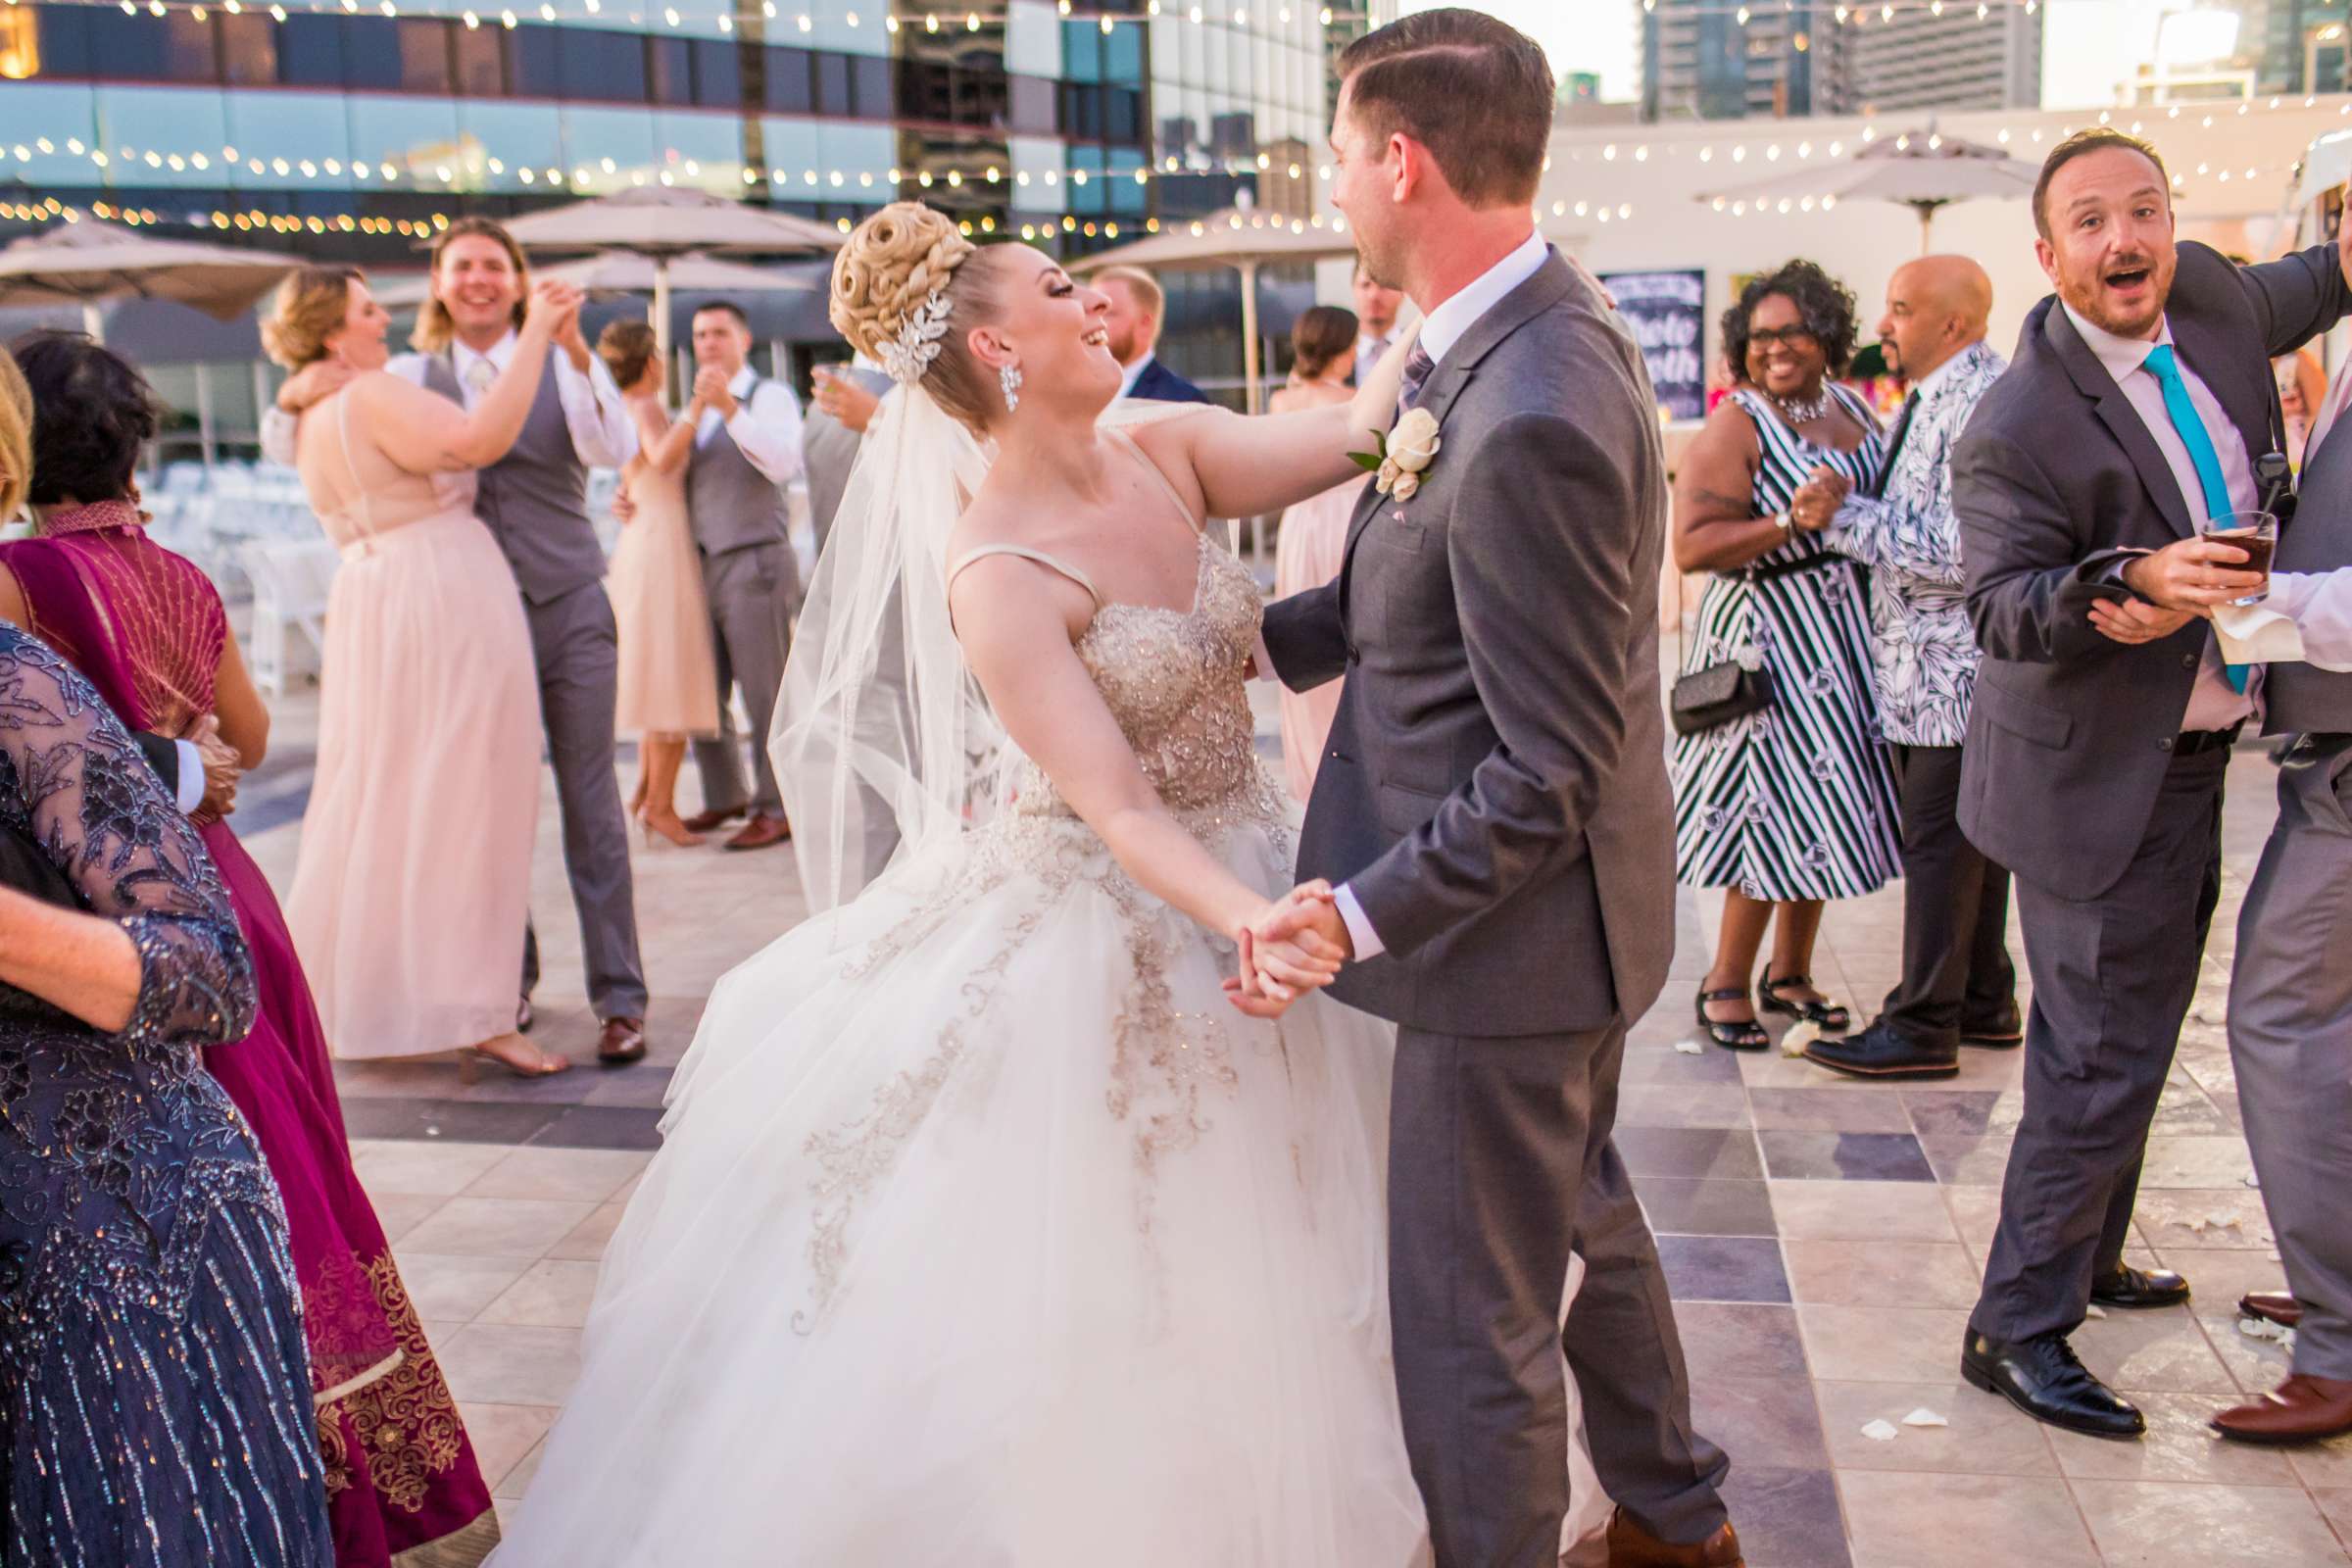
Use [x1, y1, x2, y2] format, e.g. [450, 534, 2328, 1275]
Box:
[506, 24, 559, 97]
[347, 93, 463, 182]
[219, 14, 278, 85]
[0, 82, 98, 186]
[77, 11, 215, 84]
[764, 46, 810, 113]
[1005, 0, 1060, 78]
[96, 84, 232, 185]
[849, 52, 889, 118]
[1007, 73, 1054, 134]
[398, 19, 455, 95]
[653, 107, 739, 188]
[31, 6, 92, 80]
[812, 50, 849, 116]
[340, 17, 400, 89]
[692, 39, 740, 108]
[457, 98, 563, 189]
[649, 35, 692, 103]
[559, 102, 657, 182]
[277, 14, 344, 86]
[561, 27, 645, 104]
[453, 24, 502, 96]
[223, 88, 354, 187]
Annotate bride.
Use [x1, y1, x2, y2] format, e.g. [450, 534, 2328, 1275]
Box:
[491, 202, 1429, 1566]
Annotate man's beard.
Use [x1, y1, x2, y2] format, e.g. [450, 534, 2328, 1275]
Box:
[2065, 253, 2168, 338]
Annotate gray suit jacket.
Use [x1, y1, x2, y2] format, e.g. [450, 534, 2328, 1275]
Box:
[804, 366, 893, 560]
[1954, 240, 2351, 897]
[1260, 252, 1675, 1039]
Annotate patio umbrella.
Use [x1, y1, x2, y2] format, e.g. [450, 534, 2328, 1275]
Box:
[1070, 208, 1360, 414]
[1694, 127, 2039, 253]
[368, 250, 817, 311]
[0, 218, 304, 341]
[500, 186, 843, 364]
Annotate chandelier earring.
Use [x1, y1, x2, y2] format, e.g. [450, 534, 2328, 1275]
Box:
[999, 360, 1023, 414]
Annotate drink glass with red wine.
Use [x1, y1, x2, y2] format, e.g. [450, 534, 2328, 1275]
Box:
[2200, 509, 2276, 606]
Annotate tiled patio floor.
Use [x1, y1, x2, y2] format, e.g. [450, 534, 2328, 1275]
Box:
[235, 687, 2339, 1566]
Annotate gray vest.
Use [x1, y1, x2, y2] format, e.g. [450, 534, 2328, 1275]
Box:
[687, 378, 793, 558]
[2267, 417, 2352, 735]
[423, 348, 608, 606]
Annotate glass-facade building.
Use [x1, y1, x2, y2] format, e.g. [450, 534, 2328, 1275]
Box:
[0, 0, 1374, 409]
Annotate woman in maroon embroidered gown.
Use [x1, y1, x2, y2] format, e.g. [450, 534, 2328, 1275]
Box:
[0, 332, 499, 1568]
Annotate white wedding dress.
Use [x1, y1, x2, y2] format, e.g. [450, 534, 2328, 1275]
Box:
[491, 524, 1431, 1566]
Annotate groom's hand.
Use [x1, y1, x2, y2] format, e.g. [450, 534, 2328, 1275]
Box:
[1256, 881, 1351, 970]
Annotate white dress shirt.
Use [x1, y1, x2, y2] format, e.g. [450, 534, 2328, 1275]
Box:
[1353, 330, 1396, 387]
[171, 741, 204, 813]
[2262, 570, 2352, 670]
[2063, 302, 2259, 733]
[1329, 227, 1550, 963]
[258, 331, 637, 469]
[695, 365, 805, 484]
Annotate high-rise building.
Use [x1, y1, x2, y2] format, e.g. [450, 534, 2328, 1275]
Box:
[1821, 6, 2041, 114]
[1642, 0, 2040, 121]
[1642, 0, 1824, 121]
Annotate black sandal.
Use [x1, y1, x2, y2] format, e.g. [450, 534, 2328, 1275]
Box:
[1694, 986, 1770, 1052]
[1759, 973, 1850, 1033]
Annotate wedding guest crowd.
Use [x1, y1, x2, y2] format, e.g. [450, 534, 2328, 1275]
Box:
[1099, 265, 1212, 405]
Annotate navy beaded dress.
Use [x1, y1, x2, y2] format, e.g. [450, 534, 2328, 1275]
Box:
[0, 625, 332, 1567]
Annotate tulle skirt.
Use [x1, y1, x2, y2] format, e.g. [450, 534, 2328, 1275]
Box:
[491, 791, 1430, 1567]
[609, 466, 720, 740]
[1273, 474, 1367, 802]
[288, 509, 542, 1059]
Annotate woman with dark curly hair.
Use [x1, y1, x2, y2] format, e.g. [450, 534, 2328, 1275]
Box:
[1668, 260, 1903, 1052]
[0, 330, 502, 1567]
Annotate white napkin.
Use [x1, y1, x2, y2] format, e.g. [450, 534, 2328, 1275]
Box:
[2214, 601, 2306, 666]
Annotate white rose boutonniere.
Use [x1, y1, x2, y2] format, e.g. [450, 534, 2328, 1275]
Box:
[1349, 406, 1444, 504]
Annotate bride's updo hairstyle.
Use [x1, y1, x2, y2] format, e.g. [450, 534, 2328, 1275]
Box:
[829, 202, 1009, 432]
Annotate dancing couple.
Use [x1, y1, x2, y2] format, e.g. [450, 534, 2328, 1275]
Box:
[494, 12, 1738, 1567]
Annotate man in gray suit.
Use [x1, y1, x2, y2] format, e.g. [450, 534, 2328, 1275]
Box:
[1258, 13, 1735, 1566]
[678, 302, 805, 854]
[805, 359, 891, 558]
[2203, 404, 2352, 1444]
[1950, 129, 2352, 1438]
[268, 218, 651, 1067]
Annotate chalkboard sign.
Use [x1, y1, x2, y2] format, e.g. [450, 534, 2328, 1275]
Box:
[1599, 269, 1707, 420]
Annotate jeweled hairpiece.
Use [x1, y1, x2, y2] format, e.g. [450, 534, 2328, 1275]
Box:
[878, 287, 953, 385]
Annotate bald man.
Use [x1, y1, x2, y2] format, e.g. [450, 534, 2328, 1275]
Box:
[1801, 257, 2023, 1080]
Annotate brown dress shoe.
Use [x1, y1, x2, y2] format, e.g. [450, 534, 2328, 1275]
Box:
[1606, 1511, 1743, 1567]
[597, 1015, 647, 1066]
[2240, 1292, 2304, 1330]
[724, 812, 792, 852]
[2212, 1374, 2352, 1445]
[680, 804, 748, 834]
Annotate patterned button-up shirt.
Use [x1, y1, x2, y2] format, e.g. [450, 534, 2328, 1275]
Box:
[1825, 338, 2007, 748]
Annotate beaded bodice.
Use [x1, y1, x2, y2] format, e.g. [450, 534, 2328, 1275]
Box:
[1010, 533, 1267, 817]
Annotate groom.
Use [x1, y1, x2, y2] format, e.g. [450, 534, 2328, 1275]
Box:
[1258, 13, 1736, 1567]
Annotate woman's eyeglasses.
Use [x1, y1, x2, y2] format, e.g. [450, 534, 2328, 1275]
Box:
[1746, 325, 1820, 350]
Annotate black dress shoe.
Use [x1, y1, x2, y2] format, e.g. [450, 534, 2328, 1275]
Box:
[1962, 1328, 2145, 1438]
[1959, 1004, 2024, 1048]
[2089, 1264, 2191, 1310]
[1804, 1018, 1959, 1080]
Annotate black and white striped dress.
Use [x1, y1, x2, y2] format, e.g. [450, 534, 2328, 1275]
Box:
[1671, 386, 1902, 901]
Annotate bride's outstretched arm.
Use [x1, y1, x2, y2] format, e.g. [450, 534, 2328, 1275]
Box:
[1130, 329, 1418, 522]
[952, 556, 1341, 1003]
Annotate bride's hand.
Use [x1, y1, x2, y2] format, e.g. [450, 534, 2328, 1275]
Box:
[1223, 884, 1346, 1016]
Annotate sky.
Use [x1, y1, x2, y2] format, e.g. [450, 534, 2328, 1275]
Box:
[1398, 0, 1641, 103]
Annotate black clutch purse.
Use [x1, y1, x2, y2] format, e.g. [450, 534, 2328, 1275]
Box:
[1670, 662, 1775, 736]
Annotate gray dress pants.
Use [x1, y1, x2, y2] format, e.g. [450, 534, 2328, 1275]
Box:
[1390, 1021, 1731, 1566]
[1972, 747, 2228, 1343]
[691, 541, 798, 820]
[2230, 733, 2352, 1379]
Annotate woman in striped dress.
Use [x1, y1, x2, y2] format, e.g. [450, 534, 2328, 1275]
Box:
[1669, 261, 1903, 1051]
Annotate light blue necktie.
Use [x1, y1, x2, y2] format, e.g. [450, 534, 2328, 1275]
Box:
[2143, 344, 2250, 694]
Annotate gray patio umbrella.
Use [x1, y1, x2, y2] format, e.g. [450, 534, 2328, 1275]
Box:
[369, 250, 816, 311]
[0, 218, 304, 340]
[1694, 127, 2039, 252]
[499, 187, 843, 363]
[1071, 207, 1360, 414]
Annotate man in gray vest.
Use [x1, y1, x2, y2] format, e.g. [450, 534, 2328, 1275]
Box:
[675, 301, 804, 853]
[267, 218, 651, 1067]
[2194, 384, 2352, 1445]
[806, 358, 891, 558]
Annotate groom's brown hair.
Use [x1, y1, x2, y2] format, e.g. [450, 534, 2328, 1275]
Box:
[1338, 8, 1553, 210]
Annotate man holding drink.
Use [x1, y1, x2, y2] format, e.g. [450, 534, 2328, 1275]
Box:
[1948, 127, 2352, 1441]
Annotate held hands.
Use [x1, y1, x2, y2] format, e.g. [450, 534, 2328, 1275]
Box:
[1789, 465, 1850, 532]
[611, 483, 637, 525]
[523, 278, 585, 341]
[1223, 881, 1350, 1019]
[2118, 538, 2264, 613]
[694, 366, 740, 420]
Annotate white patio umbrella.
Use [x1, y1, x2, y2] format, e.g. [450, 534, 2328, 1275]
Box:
[368, 250, 816, 311]
[499, 186, 842, 363]
[0, 218, 304, 340]
[1694, 128, 2040, 253]
[1070, 207, 1360, 414]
